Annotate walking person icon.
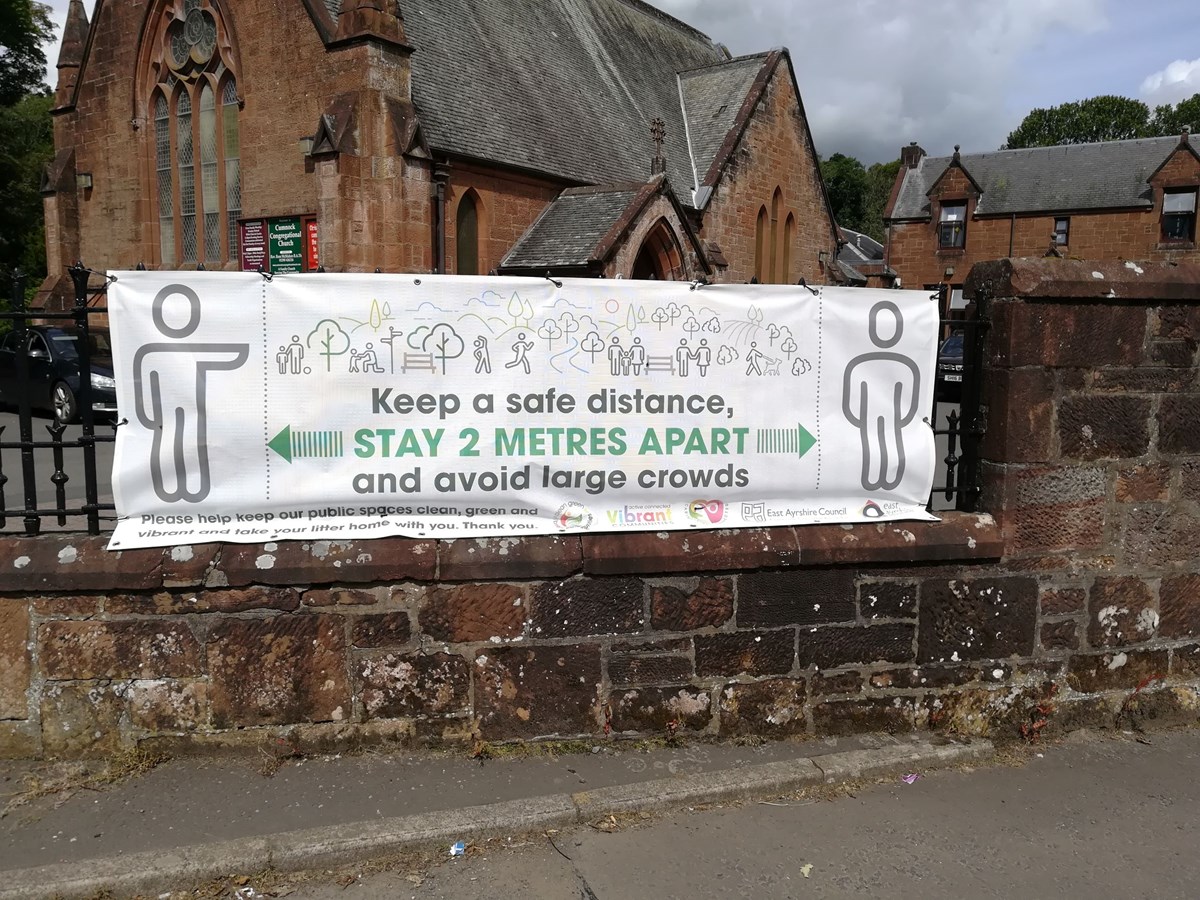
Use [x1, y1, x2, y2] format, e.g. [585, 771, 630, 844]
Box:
[505, 332, 534, 374]
[841, 300, 921, 491]
[131, 284, 249, 503]
[745, 341, 766, 376]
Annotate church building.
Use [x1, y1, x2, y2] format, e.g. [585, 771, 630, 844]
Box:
[42, 0, 840, 303]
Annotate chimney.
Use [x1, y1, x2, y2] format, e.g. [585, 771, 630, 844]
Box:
[54, 0, 89, 111]
[900, 142, 926, 168]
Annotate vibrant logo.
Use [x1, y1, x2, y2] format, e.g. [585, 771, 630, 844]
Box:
[688, 499, 726, 524]
[862, 500, 883, 518]
[555, 501, 593, 531]
[606, 505, 673, 526]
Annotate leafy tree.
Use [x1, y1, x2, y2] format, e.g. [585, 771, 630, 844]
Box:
[1151, 93, 1200, 137]
[820, 153, 869, 233]
[1004, 95, 1153, 149]
[0, 2, 55, 293]
[0, 91, 53, 284]
[537, 319, 561, 349]
[0, 0, 53, 105]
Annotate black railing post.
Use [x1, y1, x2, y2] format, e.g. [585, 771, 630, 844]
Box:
[69, 261, 101, 534]
[955, 294, 989, 511]
[11, 269, 39, 534]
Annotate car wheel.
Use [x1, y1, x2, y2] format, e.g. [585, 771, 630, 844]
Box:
[53, 382, 78, 425]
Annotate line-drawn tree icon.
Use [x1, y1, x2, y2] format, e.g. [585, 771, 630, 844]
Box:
[703, 316, 722, 334]
[717, 345, 739, 365]
[537, 319, 563, 350]
[411, 323, 464, 374]
[581, 331, 604, 362]
[307, 319, 352, 371]
[766, 323, 780, 345]
[748, 306, 764, 325]
[559, 312, 580, 343]
[667, 302, 681, 324]
[683, 316, 701, 338]
[651, 307, 669, 330]
[780, 334, 797, 357]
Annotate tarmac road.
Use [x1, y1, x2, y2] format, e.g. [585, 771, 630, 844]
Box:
[0, 408, 117, 532]
[286, 729, 1200, 900]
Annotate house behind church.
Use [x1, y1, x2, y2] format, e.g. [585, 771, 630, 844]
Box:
[42, 0, 840, 303]
[883, 134, 1200, 312]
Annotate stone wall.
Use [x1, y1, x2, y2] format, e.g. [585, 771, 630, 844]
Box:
[3, 259, 1200, 758]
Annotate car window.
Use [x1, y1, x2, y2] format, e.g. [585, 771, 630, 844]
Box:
[49, 330, 111, 359]
[28, 333, 50, 356]
[941, 334, 964, 355]
[0, 331, 18, 352]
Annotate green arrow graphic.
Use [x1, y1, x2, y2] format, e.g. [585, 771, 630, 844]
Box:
[755, 423, 817, 458]
[268, 426, 344, 463]
[796, 423, 816, 459]
[268, 426, 293, 462]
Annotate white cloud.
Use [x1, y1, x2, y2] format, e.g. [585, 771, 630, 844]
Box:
[657, 0, 1110, 162]
[1140, 58, 1200, 105]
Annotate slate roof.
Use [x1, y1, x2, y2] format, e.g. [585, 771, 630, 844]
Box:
[838, 227, 884, 264]
[500, 184, 644, 270]
[377, 0, 770, 205]
[890, 135, 1200, 220]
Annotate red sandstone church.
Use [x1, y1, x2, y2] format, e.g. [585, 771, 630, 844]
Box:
[40, 0, 842, 304]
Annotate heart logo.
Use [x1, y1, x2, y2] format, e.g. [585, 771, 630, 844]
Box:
[689, 499, 725, 524]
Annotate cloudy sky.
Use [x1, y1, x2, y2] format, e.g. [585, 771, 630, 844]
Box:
[42, 0, 1200, 164]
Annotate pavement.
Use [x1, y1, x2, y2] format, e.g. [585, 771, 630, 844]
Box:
[0, 731, 990, 899]
[2, 729, 1198, 900]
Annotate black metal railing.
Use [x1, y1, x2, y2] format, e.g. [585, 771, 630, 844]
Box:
[0, 263, 118, 535]
[928, 285, 987, 512]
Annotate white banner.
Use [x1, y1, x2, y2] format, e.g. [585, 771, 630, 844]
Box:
[107, 273, 938, 549]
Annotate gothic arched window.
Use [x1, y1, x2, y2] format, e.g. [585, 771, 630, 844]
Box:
[456, 192, 480, 275]
[145, 0, 240, 266]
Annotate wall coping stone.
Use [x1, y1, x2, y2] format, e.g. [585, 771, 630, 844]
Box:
[966, 258, 1200, 302]
[0, 513, 1000, 590]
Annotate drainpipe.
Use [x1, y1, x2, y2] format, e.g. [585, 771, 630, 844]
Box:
[1008, 213, 1015, 257]
[431, 164, 449, 274]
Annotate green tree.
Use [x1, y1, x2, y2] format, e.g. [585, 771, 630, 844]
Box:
[820, 153, 868, 234]
[1151, 93, 1200, 137]
[861, 159, 901, 242]
[1004, 95, 1153, 149]
[0, 0, 54, 105]
[0, 91, 53, 283]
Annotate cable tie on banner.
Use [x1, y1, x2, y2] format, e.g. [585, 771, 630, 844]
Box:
[257, 265, 273, 282]
[545, 272, 563, 288]
[414, 278, 422, 285]
[689, 278, 709, 291]
[797, 278, 819, 296]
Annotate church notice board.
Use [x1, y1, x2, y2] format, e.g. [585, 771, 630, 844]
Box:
[104, 273, 939, 550]
[238, 215, 318, 273]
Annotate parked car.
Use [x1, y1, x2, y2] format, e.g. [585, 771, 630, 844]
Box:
[0, 326, 117, 425]
[935, 332, 964, 403]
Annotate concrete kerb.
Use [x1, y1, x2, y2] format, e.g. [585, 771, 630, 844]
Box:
[0, 738, 993, 900]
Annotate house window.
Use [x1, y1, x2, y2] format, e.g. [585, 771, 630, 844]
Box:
[1162, 189, 1197, 242]
[145, 0, 240, 266]
[1054, 217, 1070, 246]
[939, 202, 967, 249]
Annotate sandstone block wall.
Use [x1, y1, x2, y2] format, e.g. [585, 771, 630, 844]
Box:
[2, 259, 1200, 758]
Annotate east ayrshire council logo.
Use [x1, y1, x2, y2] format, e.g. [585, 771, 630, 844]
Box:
[862, 500, 883, 518]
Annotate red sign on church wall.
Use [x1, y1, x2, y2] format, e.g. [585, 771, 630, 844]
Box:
[304, 217, 320, 271]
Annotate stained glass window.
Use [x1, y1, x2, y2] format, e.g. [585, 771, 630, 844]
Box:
[151, 0, 240, 266]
